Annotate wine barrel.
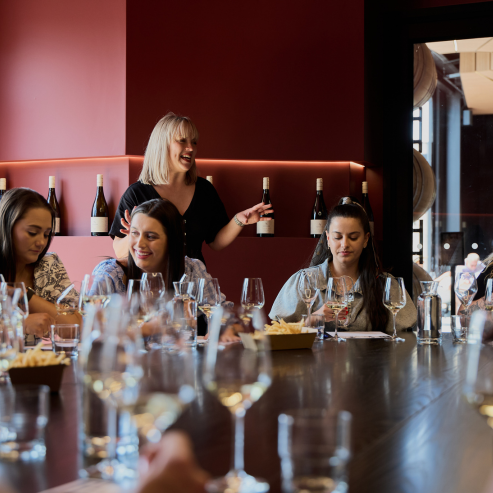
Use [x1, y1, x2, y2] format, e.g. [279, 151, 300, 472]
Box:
[413, 149, 436, 222]
[414, 43, 437, 109]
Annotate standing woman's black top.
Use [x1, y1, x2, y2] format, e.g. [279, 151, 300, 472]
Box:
[473, 263, 493, 301]
[109, 177, 230, 265]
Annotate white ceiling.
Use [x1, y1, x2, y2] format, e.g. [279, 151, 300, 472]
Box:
[426, 38, 493, 115]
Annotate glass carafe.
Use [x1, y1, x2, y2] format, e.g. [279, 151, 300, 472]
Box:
[417, 281, 442, 345]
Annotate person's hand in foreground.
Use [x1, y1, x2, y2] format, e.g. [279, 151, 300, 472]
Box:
[137, 431, 210, 493]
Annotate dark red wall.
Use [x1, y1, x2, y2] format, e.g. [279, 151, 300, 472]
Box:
[125, 0, 365, 161]
[0, 0, 126, 161]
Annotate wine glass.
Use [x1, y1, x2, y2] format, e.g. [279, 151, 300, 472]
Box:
[79, 274, 113, 316]
[140, 273, 166, 322]
[203, 307, 272, 492]
[197, 278, 221, 335]
[298, 272, 320, 325]
[341, 276, 355, 327]
[1, 282, 28, 347]
[463, 310, 493, 431]
[127, 279, 141, 300]
[325, 277, 347, 342]
[0, 294, 20, 381]
[484, 279, 493, 312]
[132, 347, 196, 445]
[80, 295, 143, 484]
[455, 272, 478, 328]
[241, 278, 265, 310]
[382, 277, 406, 342]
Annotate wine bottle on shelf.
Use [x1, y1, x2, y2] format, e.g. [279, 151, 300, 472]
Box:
[206, 175, 213, 185]
[0, 178, 6, 201]
[91, 174, 109, 236]
[257, 177, 275, 237]
[47, 176, 61, 235]
[311, 178, 328, 238]
[362, 181, 374, 237]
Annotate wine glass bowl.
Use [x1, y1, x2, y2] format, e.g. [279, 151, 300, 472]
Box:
[241, 278, 265, 310]
[299, 272, 320, 325]
[80, 274, 113, 316]
[455, 272, 478, 329]
[325, 277, 347, 342]
[382, 277, 406, 342]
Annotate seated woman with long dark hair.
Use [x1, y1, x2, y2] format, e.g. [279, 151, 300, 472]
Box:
[0, 188, 80, 335]
[270, 198, 417, 332]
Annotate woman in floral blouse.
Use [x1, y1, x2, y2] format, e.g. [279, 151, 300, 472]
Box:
[0, 188, 80, 336]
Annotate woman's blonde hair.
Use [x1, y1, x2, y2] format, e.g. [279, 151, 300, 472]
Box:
[139, 112, 199, 185]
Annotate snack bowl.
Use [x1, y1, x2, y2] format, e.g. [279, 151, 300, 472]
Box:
[241, 328, 318, 351]
[9, 364, 66, 393]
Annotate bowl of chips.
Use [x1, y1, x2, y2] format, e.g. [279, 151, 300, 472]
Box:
[8, 344, 70, 392]
[250, 319, 318, 351]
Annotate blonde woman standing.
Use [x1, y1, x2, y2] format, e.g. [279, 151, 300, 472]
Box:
[111, 113, 272, 263]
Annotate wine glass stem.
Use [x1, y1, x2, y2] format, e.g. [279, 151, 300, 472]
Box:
[392, 313, 397, 339]
[306, 303, 312, 326]
[232, 407, 246, 474]
[107, 403, 118, 461]
[335, 312, 339, 338]
[206, 314, 212, 336]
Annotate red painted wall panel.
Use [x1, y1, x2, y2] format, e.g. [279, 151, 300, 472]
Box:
[0, 0, 126, 161]
[126, 0, 365, 161]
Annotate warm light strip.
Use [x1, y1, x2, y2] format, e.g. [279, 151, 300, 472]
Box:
[0, 155, 365, 167]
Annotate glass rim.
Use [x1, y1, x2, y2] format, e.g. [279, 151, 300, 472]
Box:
[50, 323, 80, 328]
[279, 408, 352, 423]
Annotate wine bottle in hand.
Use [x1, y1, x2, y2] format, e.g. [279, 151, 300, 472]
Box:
[257, 177, 274, 237]
[91, 174, 109, 236]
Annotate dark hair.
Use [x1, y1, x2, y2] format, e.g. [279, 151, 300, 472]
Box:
[126, 198, 185, 290]
[0, 188, 55, 281]
[310, 197, 389, 330]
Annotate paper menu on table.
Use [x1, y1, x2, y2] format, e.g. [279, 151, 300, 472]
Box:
[326, 331, 391, 339]
[39, 479, 124, 493]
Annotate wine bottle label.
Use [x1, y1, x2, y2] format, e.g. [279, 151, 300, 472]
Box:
[91, 217, 108, 233]
[206, 176, 213, 184]
[0, 178, 6, 190]
[310, 219, 326, 235]
[54, 218, 60, 234]
[49, 176, 56, 188]
[257, 219, 274, 234]
[369, 221, 375, 237]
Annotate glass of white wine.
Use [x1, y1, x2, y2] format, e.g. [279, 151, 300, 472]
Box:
[197, 278, 221, 336]
[382, 277, 406, 342]
[325, 277, 347, 342]
[203, 307, 272, 493]
[241, 278, 265, 310]
[79, 274, 113, 317]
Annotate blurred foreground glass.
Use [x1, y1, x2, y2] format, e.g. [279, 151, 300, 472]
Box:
[325, 277, 347, 342]
[451, 315, 468, 344]
[455, 272, 478, 329]
[0, 293, 21, 380]
[203, 307, 272, 493]
[133, 348, 195, 446]
[0, 385, 50, 461]
[51, 324, 80, 358]
[241, 278, 265, 310]
[417, 281, 442, 345]
[79, 296, 143, 483]
[173, 282, 198, 348]
[278, 409, 352, 493]
[484, 279, 493, 312]
[382, 277, 406, 342]
[464, 310, 493, 431]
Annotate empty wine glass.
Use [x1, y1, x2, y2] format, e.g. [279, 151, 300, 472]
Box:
[455, 272, 478, 328]
[325, 277, 347, 342]
[203, 307, 272, 492]
[140, 273, 166, 322]
[197, 278, 221, 336]
[241, 278, 265, 310]
[484, 279, 493, 312]
[382, 277, 406, 342]
[299, 272, 320, 325]
[341, 276, 355, 327]
[127, 279, 141, 300]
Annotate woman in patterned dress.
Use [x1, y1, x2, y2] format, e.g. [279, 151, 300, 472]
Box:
[0, 188, 81, 336]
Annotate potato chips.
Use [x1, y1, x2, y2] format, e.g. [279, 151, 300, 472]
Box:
[263, 319, 302, 335]
[9, 343, 70, 369]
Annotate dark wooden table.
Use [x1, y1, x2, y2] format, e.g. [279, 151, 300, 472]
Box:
[2, 332, 493, 493]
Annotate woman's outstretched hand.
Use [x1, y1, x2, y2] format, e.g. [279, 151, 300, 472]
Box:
[120, 207, 137, 236]
[236, 203, 273, 225]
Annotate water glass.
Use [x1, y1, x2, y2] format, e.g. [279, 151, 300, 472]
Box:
[451, 315, 468, 343]
[302, 314, 326, 341]
[0, 385, 50, 461]
[51, 324, 80, 358]
[177, 300, 197, 348]
[278, 409, 352, 493]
